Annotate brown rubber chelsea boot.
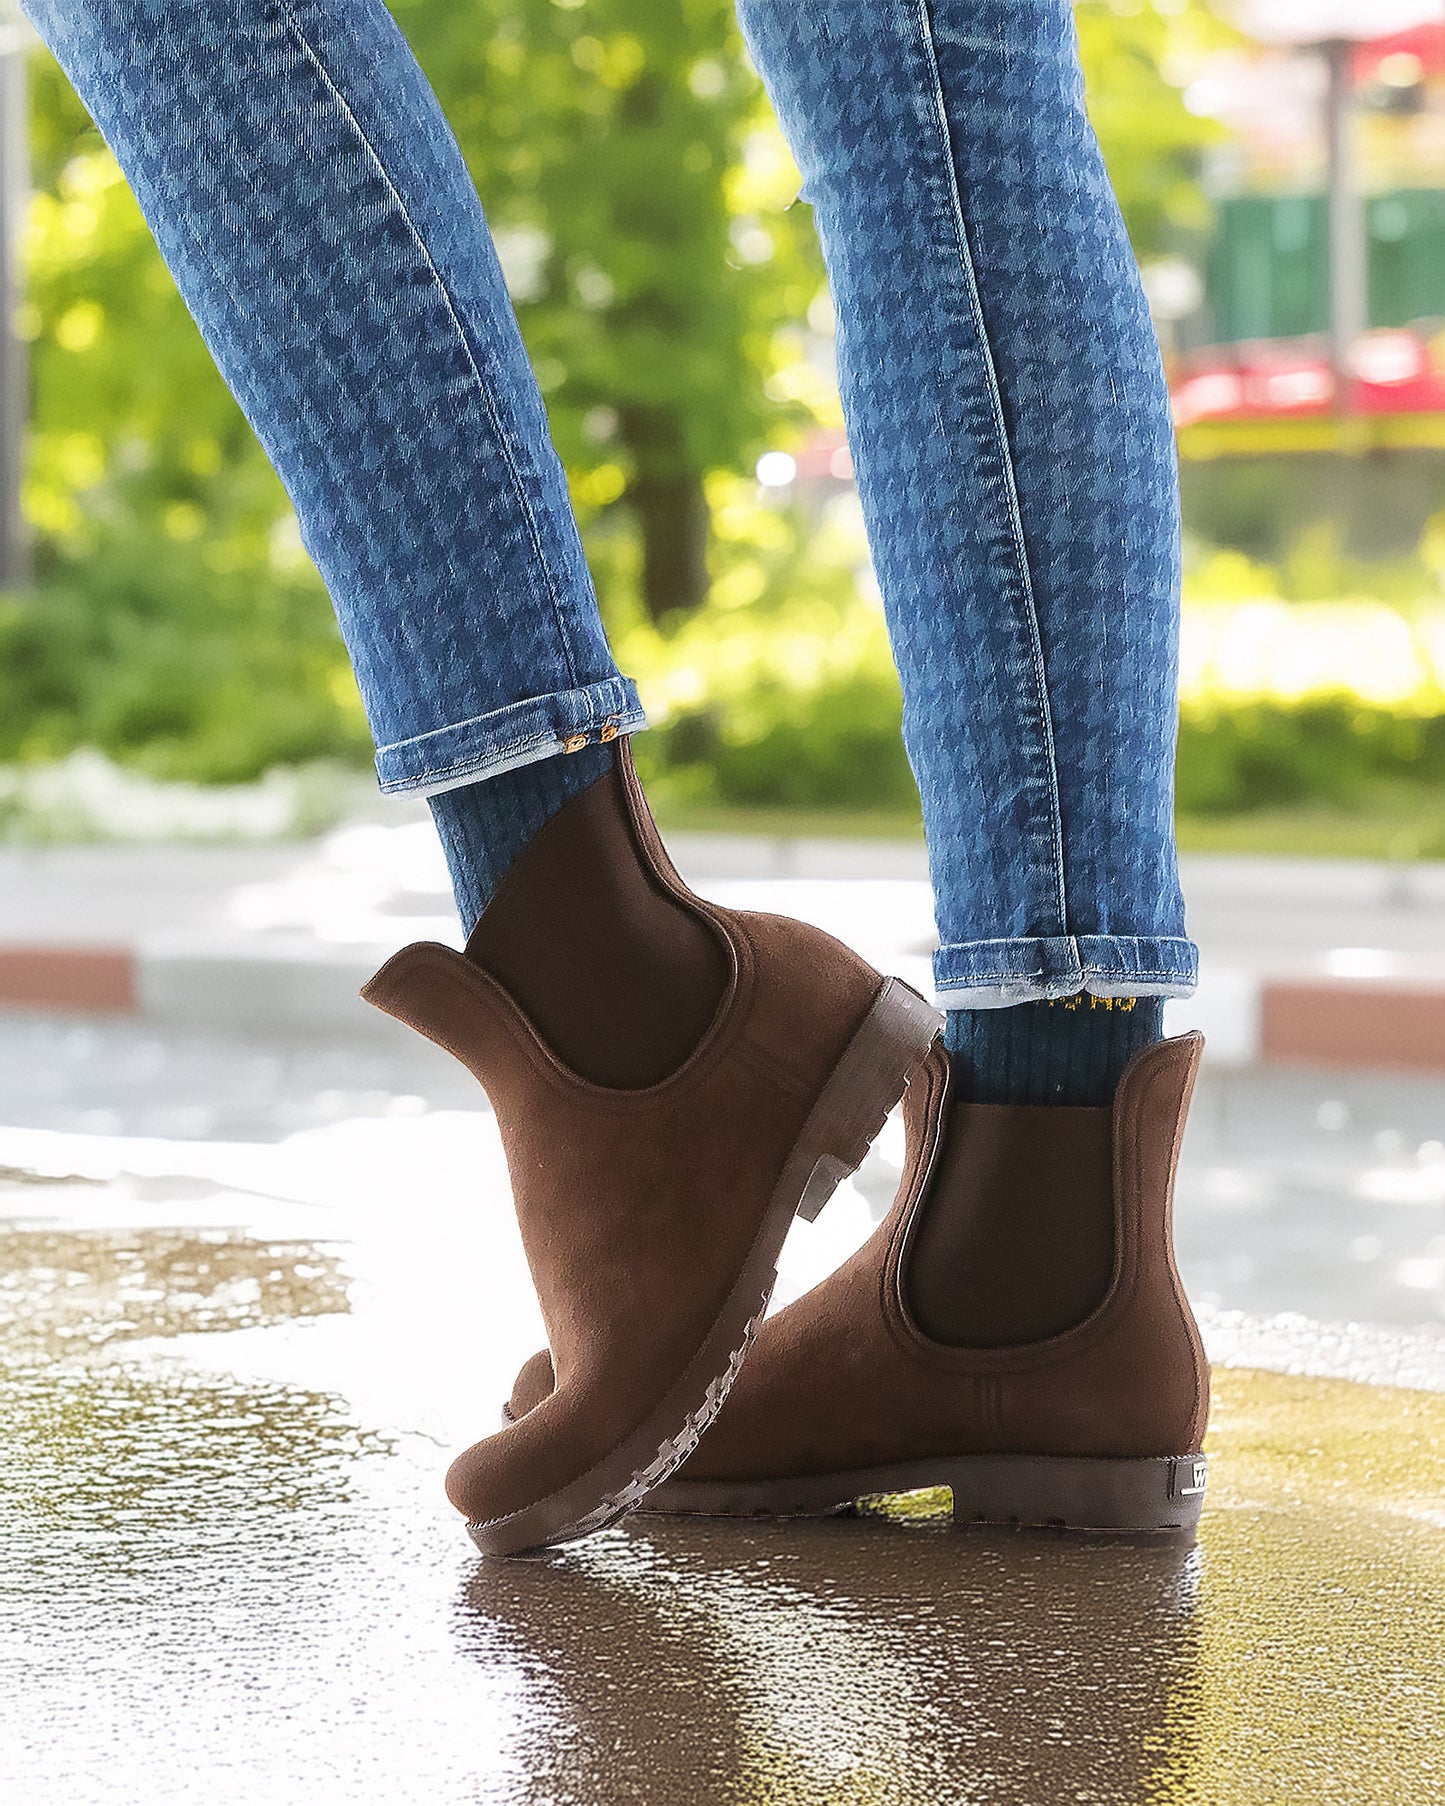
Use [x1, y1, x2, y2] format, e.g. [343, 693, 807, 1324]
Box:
[506, 1032, 1211, 1535]
[361, 744, 941, 1555]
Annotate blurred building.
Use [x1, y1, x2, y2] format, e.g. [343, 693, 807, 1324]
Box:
[1172, 9, 1445, 559]
[783, 11, 1445, 562]
[1177, 21, 1445, 430]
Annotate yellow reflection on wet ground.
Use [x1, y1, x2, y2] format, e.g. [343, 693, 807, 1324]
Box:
[1, 1222, 1441, 1804]
[0, 1224, 349, 1353]
[1169, 1369, 1445, 1806]
[465, 1369, 1443, 1806]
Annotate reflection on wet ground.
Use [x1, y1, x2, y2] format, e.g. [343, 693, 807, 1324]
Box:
[0, 1223, 348, 1352]
[2, 1019, 1443, 1802]
[3, 1235, 1442, 1801]
[466, 1450, 1445, 1806]
[465, 1514, 1208, 1805]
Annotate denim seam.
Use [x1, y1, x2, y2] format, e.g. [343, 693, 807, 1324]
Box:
[381, 732, 642, 796]
[939, 965, 1191, 983]
[386, 712, 645, 776]
[273, 0, 582, 690]
[392, 727, 615, 787]
[376, 678, 637, 759]
[935, 933, 1197, 951]
[912, 0, 1069, 936]
[381, 707, 646, 789]
[934, 936, 1197, 983]
[936, 946, 1194, 968]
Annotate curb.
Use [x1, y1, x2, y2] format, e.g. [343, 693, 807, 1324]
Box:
[0, 946, 137, 1014]
[1260, 980, 1445, 1071]
[0, 941, 391, 1039]
[4, 941, 1445, 1069]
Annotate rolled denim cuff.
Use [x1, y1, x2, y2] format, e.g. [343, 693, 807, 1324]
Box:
[374, 675, 646, 798]
[933, 934, 1199, 1010]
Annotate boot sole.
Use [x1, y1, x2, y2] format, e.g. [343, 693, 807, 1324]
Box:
[640, 1451, 1209, 1536]
[466, 976, 943, 1556]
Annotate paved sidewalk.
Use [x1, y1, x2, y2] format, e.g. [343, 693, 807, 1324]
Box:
[4, 827, 1445, 1064]
[3, 840, 1442, 1804]
[2, 1010, 1441, 1805]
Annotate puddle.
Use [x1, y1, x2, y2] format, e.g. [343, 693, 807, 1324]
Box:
[0, 1225, 349, 1354]
[0, 1072, 1440, 1803]
[1, 1211, 1440, 1803]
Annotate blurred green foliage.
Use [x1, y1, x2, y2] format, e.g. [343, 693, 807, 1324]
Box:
[14, 0, 1440, 839]
[1177, 700, 1445, 815]
[397, 0, 823, 619]
[622, 486, 1445, 823]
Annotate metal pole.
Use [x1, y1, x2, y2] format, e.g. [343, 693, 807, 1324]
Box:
[1322, 35, 1366, 417]
[0, 19, 28, 588]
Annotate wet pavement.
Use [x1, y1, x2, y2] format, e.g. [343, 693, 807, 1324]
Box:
[3, 1014, 1443, 1804]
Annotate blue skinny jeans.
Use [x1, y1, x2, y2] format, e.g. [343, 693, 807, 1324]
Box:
[23, 0, 1198, 1007]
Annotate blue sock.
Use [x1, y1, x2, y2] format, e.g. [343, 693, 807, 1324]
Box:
[945, 995, 1164, 1107]
[428, 743, 614, 935]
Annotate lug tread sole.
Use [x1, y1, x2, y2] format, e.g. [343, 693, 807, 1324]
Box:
[643, 1451, 1210, 1537]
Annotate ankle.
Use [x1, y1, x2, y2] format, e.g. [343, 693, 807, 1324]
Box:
[429, 743, 614, 934]
[945, 995, 1163, 1107]
[466, 750, 728, 1087]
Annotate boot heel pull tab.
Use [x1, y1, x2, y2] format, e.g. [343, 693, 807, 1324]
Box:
[361, 939, 460, 1007]
[360, 941, 487, 1046]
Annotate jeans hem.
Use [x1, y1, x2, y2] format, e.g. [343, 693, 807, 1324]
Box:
[374, 676, 645, 797]
[933, 935, 1199, 1009]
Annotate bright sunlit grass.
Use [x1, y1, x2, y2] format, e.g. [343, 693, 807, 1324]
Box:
[1180, 600, 1445, 714]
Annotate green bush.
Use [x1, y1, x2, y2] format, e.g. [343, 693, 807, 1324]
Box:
[1176, 699, 1445, 815]
[11, 508, 1445, 825]
[0, 539, 370, 782]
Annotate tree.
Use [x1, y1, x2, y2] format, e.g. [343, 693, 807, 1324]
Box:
[401, 0, 1226, 619]
[397, 0, 817, 621]
[1077, 0, 1230, 257]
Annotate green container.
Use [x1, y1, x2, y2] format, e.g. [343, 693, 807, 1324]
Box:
[1203, 188, 1445, 341]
